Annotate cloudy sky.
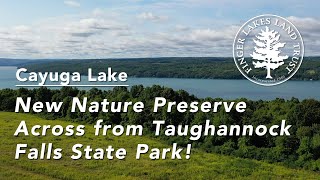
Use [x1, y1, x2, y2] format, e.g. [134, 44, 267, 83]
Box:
[0, 0, 319, 59]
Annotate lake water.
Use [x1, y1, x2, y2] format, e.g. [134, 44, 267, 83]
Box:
[1, 66, 319, 100]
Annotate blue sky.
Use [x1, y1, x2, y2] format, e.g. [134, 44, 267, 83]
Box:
[0, 0, 319, 58]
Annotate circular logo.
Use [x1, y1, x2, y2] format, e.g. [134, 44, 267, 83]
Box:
[233, 14, 304, 86]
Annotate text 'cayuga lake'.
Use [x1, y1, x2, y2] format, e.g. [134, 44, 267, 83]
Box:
[1, 66, 319, 100]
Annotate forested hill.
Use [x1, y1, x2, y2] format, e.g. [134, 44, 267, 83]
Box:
[1, 86, 320, 171]
[0, 58, 64, 66]
[21, 57, 320, 80]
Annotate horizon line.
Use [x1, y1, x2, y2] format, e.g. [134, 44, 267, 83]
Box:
[15, 84, 129, 87]
[1, 56, 320, 61]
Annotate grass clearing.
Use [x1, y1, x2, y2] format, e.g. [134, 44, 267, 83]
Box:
[0, 112, 319, 179]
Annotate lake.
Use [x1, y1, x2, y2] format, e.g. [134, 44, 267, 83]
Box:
[1, 66, 319, 100]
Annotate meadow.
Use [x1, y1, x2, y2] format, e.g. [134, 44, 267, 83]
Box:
[1, 112, 319, 179]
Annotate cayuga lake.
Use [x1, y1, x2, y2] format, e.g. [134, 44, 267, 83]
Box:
[1, 66, 319, 100]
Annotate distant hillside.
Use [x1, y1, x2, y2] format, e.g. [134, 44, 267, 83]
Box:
[21, 57, 320, 80]
[0, 58, 64, 66]
[0, 58, 33, 66]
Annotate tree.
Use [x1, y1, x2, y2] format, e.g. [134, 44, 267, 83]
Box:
[251, 27, 288, 79]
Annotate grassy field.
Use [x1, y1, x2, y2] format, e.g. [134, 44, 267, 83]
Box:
[1, 112, 319, 180]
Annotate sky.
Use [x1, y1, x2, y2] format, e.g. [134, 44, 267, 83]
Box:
[0, 0, 319, 59]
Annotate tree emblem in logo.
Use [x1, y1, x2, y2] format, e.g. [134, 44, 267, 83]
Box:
[233, 14, 304, 86]
[251, 27, 288, 79]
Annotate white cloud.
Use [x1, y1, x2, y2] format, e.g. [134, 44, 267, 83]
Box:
[0, 12, 319, 58]
[0, 15, 130, 58]
[175, 25, 190, 32]
[64, 18, 127, 37]
[64, 0, 80, 8]
[287, 16, 320, 33]
[92, 8, 105, 17]
[286, 16, 320, 56]
[189, 26, 237, 42]
[137, 12, 168, 22]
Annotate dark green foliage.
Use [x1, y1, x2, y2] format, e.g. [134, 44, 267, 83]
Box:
[22, 57, 320, 80]
[1, 86, 320, 171]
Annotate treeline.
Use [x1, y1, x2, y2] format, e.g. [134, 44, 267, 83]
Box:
[22, 57, 320, 80]
[1, 86, 320, 171]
